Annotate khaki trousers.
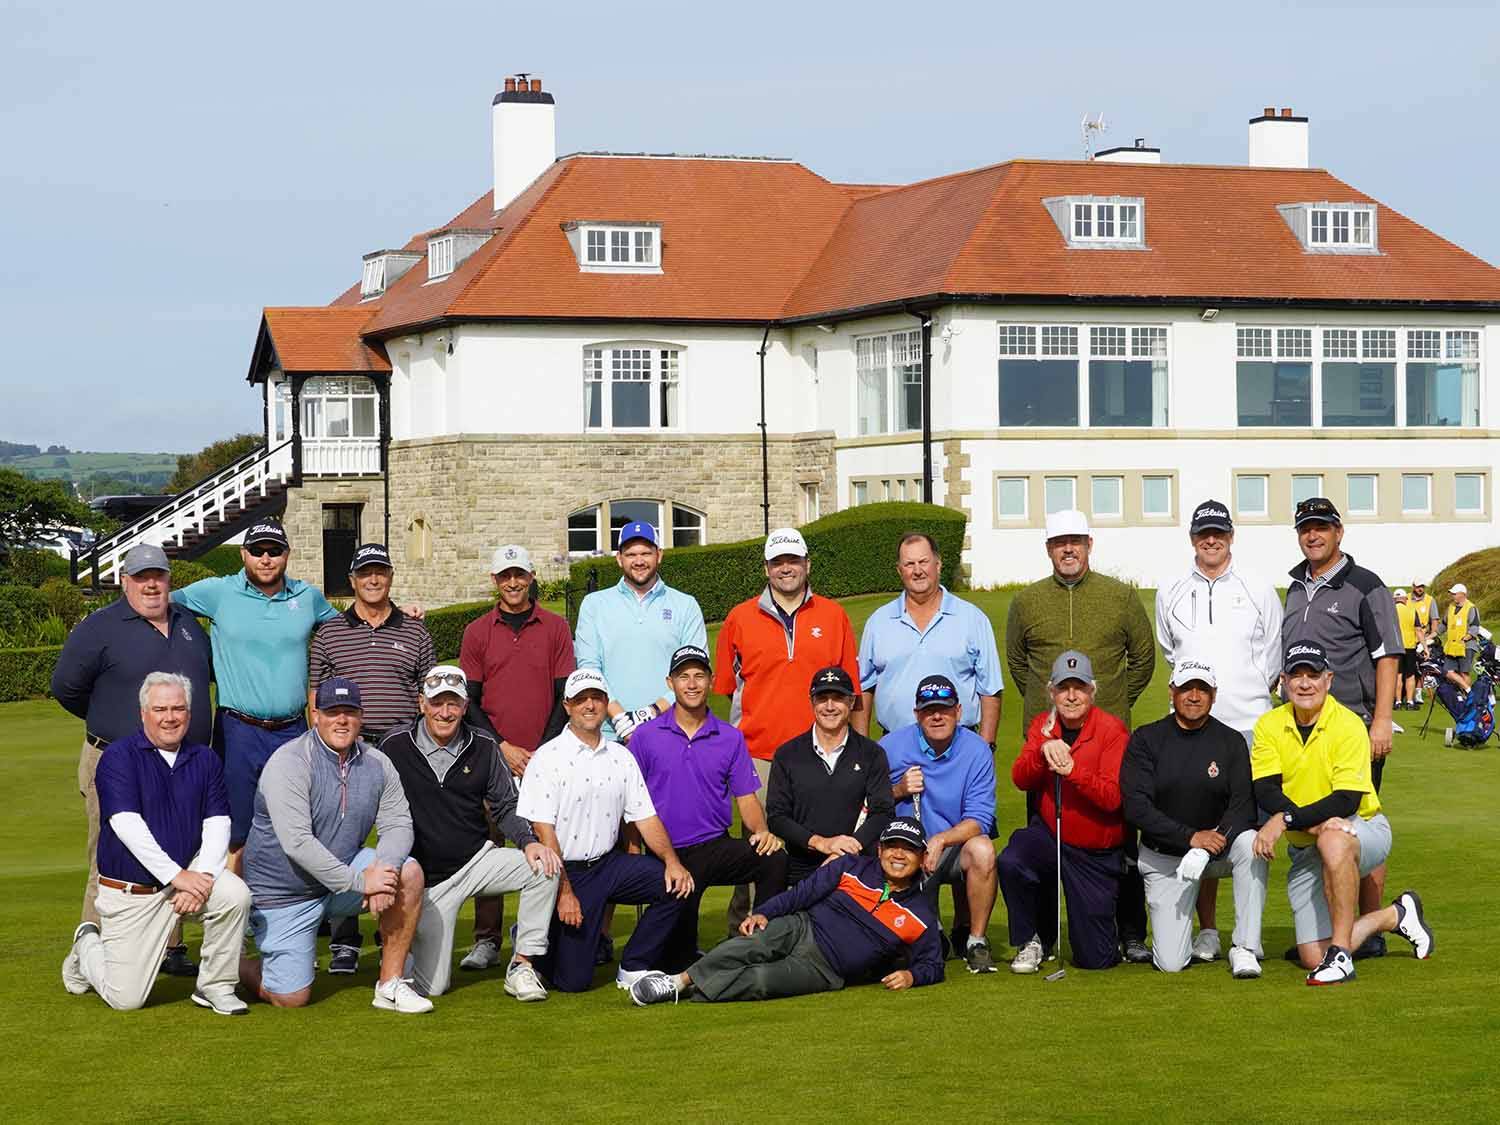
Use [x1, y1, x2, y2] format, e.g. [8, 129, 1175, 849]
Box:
[79, 872, 251, 1010]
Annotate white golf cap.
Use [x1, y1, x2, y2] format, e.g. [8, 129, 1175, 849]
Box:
[1045, 509, 1090, 540]
[1394, 589, 1408, 599]
[490, 544, 534, 575]
[563, 667, 610, 700]
[764, 527, 808, 561]
[1451, 583, 1468, 595]
[1169, 658, 1217, 689]
[420, 664, 468, 700]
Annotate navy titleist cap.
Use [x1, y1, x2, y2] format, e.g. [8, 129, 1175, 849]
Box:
[915, 675, 959, 709]
[810, 665, 856, 698]
[1284, 641, 1329, 674]
[880, 817, 927, 850]
[245, 519, 290, 548]
[1190, 501, 1233, 535]
[349, 543, 393, 572]
[669, 645, 711, 675]
[315, 677, 363, 711]
[617, 521, 658, 548]
[1294, 497, 1342, 529]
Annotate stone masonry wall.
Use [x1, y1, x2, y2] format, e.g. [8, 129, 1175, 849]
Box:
[281, 476, 387, 594]
[382, 432, 836, 607]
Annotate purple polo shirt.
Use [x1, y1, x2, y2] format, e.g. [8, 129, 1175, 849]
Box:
[628, 710, 760, 848]
[95, 730, 230, 887]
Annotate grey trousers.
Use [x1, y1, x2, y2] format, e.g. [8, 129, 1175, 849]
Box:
[689, 913, 844, 1002]
[1139, 830, 1267, 972]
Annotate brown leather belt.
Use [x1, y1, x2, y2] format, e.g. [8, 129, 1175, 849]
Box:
[222, 708, 303, 731]
[99, 876, 161, 895]
[85, 732, 111, 750]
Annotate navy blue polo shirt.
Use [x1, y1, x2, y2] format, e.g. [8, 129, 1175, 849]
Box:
[51, 599, 214, 745]
[94, 731, 230, 886]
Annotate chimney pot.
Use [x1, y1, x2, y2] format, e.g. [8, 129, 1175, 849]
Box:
[1263, 106, 1276, 117]
[504, 77, 516, 92]
[1280, 107, 1293, 118]
[530, 79, 542, 93]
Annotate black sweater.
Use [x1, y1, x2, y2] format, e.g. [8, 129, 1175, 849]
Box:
[1120, 713, 1256, 857]
[766, 728, 894, 883]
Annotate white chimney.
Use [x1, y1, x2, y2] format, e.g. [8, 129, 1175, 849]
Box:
[492, 74, 556, 212]
[1095, 138, 1161, 164]
[1248, 106, 1309, 168]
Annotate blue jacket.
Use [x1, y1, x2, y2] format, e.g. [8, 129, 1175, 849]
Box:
[756, 854, 944, 987]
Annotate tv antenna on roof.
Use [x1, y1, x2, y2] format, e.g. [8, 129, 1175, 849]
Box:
[1081, 112, 1108, 160]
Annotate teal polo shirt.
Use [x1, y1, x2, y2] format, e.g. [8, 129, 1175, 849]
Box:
[173, 571, 339, 719]
[574, 577, 707, 723]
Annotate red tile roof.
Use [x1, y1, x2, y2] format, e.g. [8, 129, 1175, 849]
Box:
[265, 154, 1500, 371]
[254, 307, 391, 377]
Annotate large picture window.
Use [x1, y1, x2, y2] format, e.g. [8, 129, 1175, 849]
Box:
[855, 329, 922, 435]
[1321, 328, 1395, 426]
[567, 499, 706, 554]
[1088, 326, 1168, 426]
[999, 323, 1167, 427]
[583, 345, 681, 430]
[1407, 330, 1480, 426]
[1236, 328, 1312, 426]
[301, 377, 378, 438]
[998, 325, 1079, 426]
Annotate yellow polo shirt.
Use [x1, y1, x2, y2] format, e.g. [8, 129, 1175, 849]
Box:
[1395, 601, 1418, 649]
[1250, 696, 1380, 847]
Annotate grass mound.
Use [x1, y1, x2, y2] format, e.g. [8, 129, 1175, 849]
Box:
[1431, 547, 1500, 618]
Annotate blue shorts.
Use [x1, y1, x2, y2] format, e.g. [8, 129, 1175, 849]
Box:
[214, 711, 307, 845]
[249, 848, 378, 995]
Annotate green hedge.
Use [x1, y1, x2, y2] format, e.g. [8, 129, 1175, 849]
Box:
[195, 546, 244, 576]
[424, 599, 494, 661]
[0, 645, 63, 702]
[565, 502, 967, 627]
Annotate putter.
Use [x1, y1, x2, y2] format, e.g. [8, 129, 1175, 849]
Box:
[1044, 772, 1066, 981]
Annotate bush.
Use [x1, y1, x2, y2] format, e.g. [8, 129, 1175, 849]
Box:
[0, 645, 63, 702]
[195, 545, 244, 576]
[38, 577, 87, 628]
[1431, 548, 1500, 621]
[1, 548, 72, 587]
[0, 585, 47, 635]
[170, 559, 216, 589]
[424, 599, 495, 661]
[564, 502, 967, 627]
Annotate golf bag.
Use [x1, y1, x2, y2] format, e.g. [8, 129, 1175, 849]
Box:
[1420, 642, 1499, 747]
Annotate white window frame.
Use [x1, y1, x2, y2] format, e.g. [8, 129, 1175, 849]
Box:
[1404, 327, 1482, 427]
[1346, 473, 1378, 516]
[1455, 473, 1485, 515]
[1141, 475, 1173, 518]
[1306, 204, 1376, 249]
[1000, 322, 1170, 428]
[1090, 475, 1124, 520]
[576, 224, 661, 273]
[854, 328, 923, 435]
[996, 477, 1028, 521]
[1401, 473, 1432, 515]
[582, 344, 683, 431]
[361, 258, 386, 298]
[427, 236, 455, 280]
[1063, 196, 1146, 246]
[1236, 474, 1270, 518]
[1043, 476, 1077, 514]
[851, 480, 869, 507]
[1291, 474, 1325, 506]
[801, 482, 820, 522]
[300, 376, 380, 440]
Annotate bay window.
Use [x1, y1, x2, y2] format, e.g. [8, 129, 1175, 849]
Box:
[583, 345, 681, 430]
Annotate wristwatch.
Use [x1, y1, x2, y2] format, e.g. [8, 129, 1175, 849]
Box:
[1282, 812, 1295, 829]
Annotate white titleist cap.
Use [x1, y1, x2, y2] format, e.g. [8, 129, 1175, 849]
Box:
[764, 527, 809, 561]
[564, 668, 610, 700]
[1045, 509, 1090, 540]
[1169, 658, 1217, 689]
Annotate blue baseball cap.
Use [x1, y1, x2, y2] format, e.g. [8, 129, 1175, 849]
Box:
[315, 677, 363, 712]
[617, 521, 658, 549]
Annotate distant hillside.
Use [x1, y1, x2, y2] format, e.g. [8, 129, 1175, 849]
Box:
[0, 450, 179, 496]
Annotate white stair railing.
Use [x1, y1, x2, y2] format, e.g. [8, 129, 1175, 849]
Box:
[80, 440, 296, 585]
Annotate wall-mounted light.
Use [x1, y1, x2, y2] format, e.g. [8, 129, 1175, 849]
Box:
[1200, 308, 1220, 322]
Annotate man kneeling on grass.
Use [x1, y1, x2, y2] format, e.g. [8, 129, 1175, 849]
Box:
[240, 678, 431, 1013]
[627, 817, 943, 1005]
[1250, 642, 1434, 986]
[385, 666, 561, 1002]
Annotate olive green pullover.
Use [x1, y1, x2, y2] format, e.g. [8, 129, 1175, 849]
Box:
[1005, 569, 1156, 736]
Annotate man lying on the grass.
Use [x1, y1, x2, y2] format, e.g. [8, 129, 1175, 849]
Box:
[627, 817, 943, 1005]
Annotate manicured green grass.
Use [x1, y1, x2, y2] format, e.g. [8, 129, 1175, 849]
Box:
[5, 588, 1497, 1123]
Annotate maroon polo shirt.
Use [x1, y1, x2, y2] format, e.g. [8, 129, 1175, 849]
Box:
[458, 602, 575, 749]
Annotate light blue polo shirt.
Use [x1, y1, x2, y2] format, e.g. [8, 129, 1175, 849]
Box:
[574, 578, 707, 725]
[858, 587, 1002, 733]
[881, 723, 996, 836]
[173, 571, 339, 719]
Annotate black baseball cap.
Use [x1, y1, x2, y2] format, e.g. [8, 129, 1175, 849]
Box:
[668, 644, 711, 675]
[1190, 500, 1233, 535]
[914, 674, 959, 709]
[880, 817, 927, 851]
[1294, 497, 1342, 529]
[245, 519, 290, 548]
[1284, 641, 1329, 674]
[809, 665, 855, 698]
[350, 543, 393, 572]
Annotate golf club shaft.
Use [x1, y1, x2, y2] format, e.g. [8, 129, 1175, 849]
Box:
[1054, 772, 1063, 960]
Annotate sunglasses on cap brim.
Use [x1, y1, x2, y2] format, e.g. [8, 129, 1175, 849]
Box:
[423, 672, 466, 691]
[915, 686, 957, 706]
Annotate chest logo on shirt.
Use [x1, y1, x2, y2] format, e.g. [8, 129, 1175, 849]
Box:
[1327, 601, 1340, 615]
[463, 765, 471, 774]
[179, 626, 193, 642]
[811, 626, 823, 638]
[853, 762, 862, 771]
[391, 641, 407, 652]
[1207, 760, 1219, 778]
[662, 608, 673, 622]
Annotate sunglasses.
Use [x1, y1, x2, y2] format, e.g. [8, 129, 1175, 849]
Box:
[424, 671, 466, 691]
[916, 684, 957, 704]
[246, 544, 285, 558]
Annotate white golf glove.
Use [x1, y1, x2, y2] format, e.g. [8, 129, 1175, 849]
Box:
[612, 711, 639, 741]
[1176, 848, 1210, 882]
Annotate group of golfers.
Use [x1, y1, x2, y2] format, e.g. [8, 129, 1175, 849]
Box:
[54, 495, 1436, 1016]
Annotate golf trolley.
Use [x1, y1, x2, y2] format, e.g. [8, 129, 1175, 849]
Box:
[1418, 630, 1499, 748]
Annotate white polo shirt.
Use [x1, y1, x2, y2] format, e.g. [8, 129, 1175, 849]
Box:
[516, 724, 655, 862]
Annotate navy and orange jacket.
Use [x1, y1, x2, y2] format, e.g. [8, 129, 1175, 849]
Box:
[755, 854, 944, 987]
[1012, 705, 1129, 850]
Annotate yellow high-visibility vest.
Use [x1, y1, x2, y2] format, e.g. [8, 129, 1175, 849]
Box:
[1445, 603, 1473, 657]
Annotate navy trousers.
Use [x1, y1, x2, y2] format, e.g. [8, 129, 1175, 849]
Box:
[535, 851, 687, 992]
[998, 816, 1122, 970]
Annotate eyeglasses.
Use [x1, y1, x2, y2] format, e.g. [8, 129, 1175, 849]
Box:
[246, 544, 285, 558]
[915, 684, 957, 704]
[424, 671, 466, 691]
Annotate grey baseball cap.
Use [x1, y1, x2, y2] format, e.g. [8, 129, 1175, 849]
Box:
[1048, 650, 1095, 687]
[122, 544, 170, 576]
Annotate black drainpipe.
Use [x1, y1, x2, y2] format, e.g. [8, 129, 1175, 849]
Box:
[905, 305, 934, 503]
[757, 323, 772, 534]
[378, 376, 391, 545]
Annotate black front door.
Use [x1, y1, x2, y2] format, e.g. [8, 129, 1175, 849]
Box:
[322, 504, 361, 596]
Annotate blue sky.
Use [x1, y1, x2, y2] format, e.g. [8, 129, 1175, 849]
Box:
[3, 0, 1497, 453]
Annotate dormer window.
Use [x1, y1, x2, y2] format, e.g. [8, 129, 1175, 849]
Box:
[428, 236, 454, 279]
[425, 228, 494, 282]
[1043, 196, 1147, 249]
[359, 250, 422, 298]
[564, 222, 663, 273]
[1278, 203, 1378, 253]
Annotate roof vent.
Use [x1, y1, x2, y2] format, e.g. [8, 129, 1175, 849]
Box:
[1095, 138, 1161, 164]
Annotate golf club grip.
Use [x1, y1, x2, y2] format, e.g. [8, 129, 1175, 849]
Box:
[912, 791, 922, 822]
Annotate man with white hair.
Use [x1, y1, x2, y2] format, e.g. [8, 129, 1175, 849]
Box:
[62, 672, 251, 1014]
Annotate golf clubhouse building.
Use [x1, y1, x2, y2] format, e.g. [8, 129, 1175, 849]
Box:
[83, 79, 1500, 605]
